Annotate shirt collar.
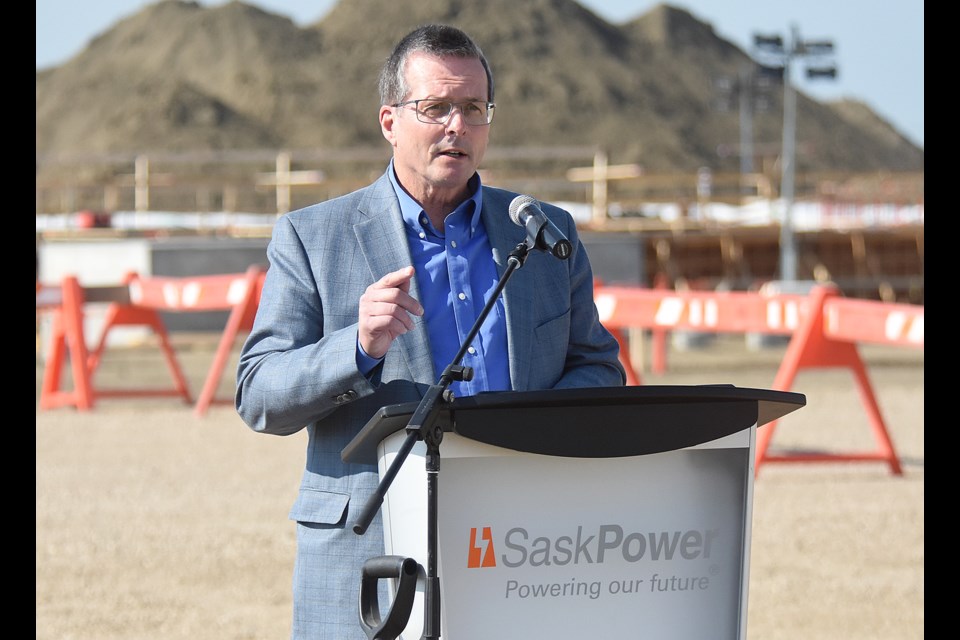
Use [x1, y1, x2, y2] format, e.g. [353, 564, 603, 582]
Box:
[388, 159, 484, 237]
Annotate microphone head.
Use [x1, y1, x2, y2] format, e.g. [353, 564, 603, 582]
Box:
[508, 195, 538, 226]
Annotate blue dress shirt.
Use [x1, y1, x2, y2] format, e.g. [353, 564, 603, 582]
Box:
[357, 162, 510, 397]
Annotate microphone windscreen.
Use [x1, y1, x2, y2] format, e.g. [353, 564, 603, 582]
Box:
[508, 195, 538, 226]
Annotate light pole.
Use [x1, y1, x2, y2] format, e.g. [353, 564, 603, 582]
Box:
[753, 25, 837, 282]
[780, 49, 798, 282]
[711, 62, 779, 199]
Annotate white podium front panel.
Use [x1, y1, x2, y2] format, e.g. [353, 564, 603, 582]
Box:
[377, 428, 755, 640]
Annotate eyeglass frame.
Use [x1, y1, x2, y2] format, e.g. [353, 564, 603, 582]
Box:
[391, 98, 496, 126]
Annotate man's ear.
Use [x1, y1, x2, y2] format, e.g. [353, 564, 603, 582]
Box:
[379, 106, 398, 146]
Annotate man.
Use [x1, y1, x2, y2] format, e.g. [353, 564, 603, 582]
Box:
[236, 24, 625, 639]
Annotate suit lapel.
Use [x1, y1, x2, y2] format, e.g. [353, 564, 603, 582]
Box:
[354, 175, 435, 384]
[482, 190, 536, 391]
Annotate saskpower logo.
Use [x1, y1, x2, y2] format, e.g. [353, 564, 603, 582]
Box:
[467, 526, 497, 568]
[468, 524, 718, 569]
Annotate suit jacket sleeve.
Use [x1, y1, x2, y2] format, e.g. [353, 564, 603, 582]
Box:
[235, 174, 438, 438]
[234, 211, 378, 435]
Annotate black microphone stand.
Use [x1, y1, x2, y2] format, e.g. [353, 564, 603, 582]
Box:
[352, 241, 532, 640]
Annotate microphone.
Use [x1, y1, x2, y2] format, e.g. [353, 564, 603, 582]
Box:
[508, 195, 573, 260]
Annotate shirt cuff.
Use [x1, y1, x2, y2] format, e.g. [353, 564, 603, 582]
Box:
[356, 339, 384, 377]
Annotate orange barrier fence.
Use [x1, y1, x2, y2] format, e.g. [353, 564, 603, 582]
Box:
[38, 272, 923, 477]
[594, 285, 808, 380]
[36, 265, 265, 416]
[595, 282, 923, 475]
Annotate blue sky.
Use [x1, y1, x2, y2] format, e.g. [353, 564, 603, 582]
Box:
[36, 0, 923, 148]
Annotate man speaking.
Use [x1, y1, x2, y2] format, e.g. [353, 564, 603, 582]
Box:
[235, 23, 625, 639]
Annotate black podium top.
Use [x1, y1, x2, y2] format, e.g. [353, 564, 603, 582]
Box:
[342, 385, 805, 465]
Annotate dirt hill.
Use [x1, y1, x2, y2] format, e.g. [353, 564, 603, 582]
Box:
[36, 0, 923, 175]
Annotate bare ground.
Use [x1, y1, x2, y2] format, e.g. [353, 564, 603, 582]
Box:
[36, 334, 924, 639]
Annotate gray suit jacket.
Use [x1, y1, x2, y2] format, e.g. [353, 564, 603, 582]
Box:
[235, 168, 624, 637]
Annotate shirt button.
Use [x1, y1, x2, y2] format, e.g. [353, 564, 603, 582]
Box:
[451, 240, 458, 248]
[458, 292, 466, 301]
[467, 346, 476, 355]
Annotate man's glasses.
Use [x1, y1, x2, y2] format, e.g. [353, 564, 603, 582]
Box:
[392, 99, 496, 126]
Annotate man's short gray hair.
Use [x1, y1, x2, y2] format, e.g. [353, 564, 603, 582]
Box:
[378, 24, 494, 106]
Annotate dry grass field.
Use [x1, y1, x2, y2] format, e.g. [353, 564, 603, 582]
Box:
[36, 333, 923, 639]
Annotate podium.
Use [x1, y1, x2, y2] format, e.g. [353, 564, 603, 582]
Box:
[343, 385, 805, 640]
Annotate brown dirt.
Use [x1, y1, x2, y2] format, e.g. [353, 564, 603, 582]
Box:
[36, 334, 924, 639]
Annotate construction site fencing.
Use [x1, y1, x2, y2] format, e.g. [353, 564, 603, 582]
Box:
[37, 269, 922, 478]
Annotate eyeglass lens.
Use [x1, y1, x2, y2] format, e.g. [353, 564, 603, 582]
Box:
[414, 100, 493, 125]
